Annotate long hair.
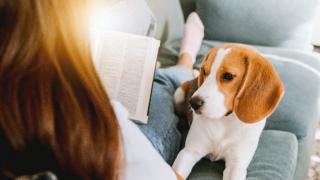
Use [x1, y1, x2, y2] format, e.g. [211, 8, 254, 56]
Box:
[0, 0, 122, 179]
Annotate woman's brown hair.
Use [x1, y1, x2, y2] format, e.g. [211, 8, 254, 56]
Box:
[0, 0, 121, 179]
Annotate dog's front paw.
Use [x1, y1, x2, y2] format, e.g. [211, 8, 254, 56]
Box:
[174, 79, 196, 116]
[174, 86, 188, 117]
[173, 148, 205, 179]
[223, 166, 247, 180]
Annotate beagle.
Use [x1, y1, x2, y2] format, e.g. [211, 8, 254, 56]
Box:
[172, 44, 284, 180]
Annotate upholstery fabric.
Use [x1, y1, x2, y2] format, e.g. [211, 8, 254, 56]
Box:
[188, 130, 298, 180]
[145, 0, 184, 42]
[179, 0, 196, 20]
[195, 0, 318, 49]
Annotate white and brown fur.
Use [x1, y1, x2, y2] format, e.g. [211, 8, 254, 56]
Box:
[173, 44, 284, 180]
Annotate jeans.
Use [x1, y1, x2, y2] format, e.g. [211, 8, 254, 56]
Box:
[137, 66, 193, 164]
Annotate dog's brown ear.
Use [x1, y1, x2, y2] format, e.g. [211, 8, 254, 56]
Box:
[234, 54, 284, 123]
[198, 48, 218, 86]
[179, 78, 199, 126]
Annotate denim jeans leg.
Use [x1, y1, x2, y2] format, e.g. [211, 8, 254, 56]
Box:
[137, 66, 193, 164]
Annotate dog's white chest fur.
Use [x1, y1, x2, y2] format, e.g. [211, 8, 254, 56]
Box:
[190, 113, 266, 162]
[173, 113, 266, 180]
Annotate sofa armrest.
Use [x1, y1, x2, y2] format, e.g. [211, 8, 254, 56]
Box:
[265, 58, 320, 140]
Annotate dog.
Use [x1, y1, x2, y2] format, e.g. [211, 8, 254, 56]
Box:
[172, 44, 284, 180]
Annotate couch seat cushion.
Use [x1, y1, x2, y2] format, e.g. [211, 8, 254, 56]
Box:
[188, 130, 298, 180]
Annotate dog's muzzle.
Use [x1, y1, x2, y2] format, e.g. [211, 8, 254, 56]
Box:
[189, 96, 204, 114]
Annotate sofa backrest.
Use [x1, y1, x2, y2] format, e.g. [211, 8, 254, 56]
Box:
[180, 0, 319, 50]
[180, 0, 196, 20]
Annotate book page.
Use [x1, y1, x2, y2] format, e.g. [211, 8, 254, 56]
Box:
[133, 39, 159, 123]
[92, 30, 159, 123]
[94, 33, 125, 99]
[117, 36, 148, 117]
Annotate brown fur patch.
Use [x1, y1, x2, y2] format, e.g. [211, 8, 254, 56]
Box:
[203, 44, 284, 123]
[177, 43, 284, 125]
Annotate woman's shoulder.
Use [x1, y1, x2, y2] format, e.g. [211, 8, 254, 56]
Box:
[111, 100, 129, 125]
[111, 100, 151, 151]
[111, 100, 144, 141]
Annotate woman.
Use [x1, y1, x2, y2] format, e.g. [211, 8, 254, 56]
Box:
[0, 0, 122, 179]
[0, 0, 203, 179]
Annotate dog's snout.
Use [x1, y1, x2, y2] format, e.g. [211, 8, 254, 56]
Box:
[189, 96, 204, 111]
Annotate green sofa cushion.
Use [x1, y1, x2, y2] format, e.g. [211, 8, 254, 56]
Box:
[195, 0, 318, 49]
[188, 130, 298, 180]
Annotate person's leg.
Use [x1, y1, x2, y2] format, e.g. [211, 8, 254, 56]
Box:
[137, 12, 204, 164]
[137, 66, 192, 164]
[179, 12, 204, 65]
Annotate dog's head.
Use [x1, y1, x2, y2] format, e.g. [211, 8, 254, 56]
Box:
[190, 44, 284, 123]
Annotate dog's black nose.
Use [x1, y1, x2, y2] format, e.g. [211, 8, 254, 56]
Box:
[189, 96, 204, 111]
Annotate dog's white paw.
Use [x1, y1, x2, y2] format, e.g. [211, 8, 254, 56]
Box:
[174, 87, 185, 105]
[174, 87, 188, 116]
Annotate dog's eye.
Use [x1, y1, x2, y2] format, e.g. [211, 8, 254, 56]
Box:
[221, 72, 235, 81]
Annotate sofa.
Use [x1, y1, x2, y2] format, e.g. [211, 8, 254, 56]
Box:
[15, 0, 320, 179]
[142, 0, 320, 180]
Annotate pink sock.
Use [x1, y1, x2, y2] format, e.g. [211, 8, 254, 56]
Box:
[179, 12, 204, 64]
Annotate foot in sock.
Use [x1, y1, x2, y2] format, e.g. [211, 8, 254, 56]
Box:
[179, 12, 204, 64]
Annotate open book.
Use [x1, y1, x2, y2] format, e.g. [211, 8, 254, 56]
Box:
[91, 30, 160, 124]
